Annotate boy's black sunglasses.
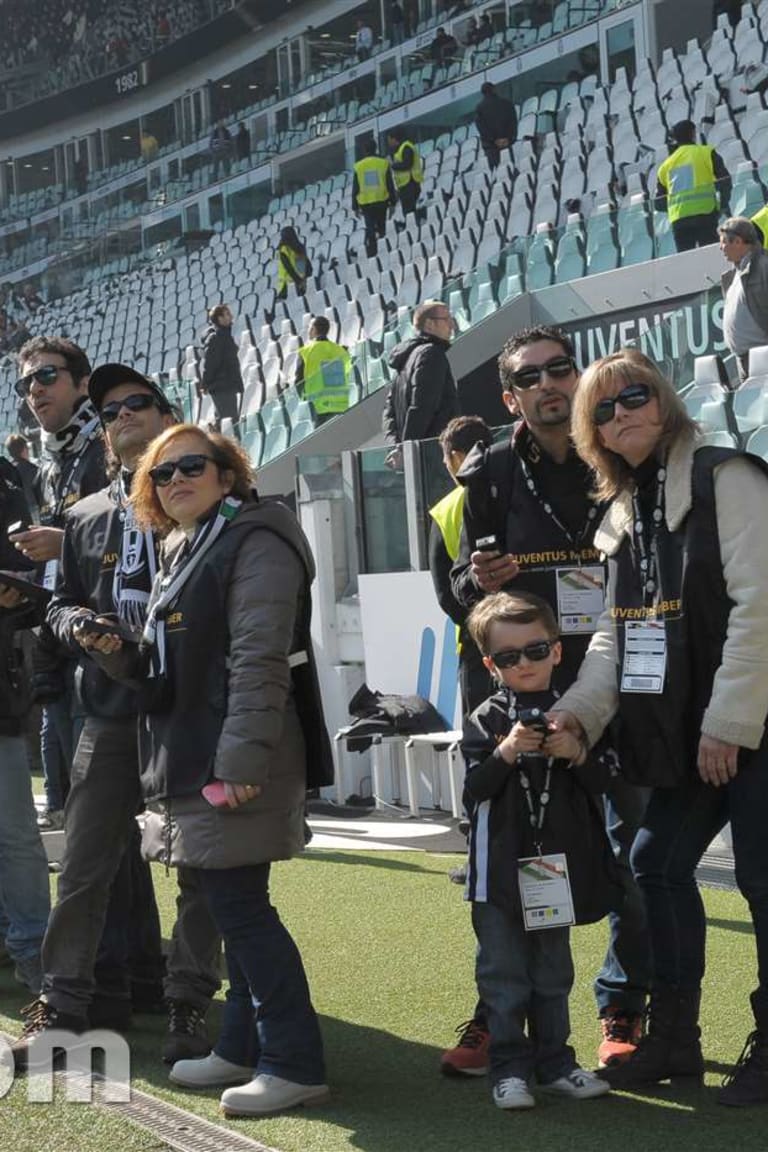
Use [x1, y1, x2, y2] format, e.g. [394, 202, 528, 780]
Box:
[14, 363, 61, 397]
[510, 355, 575, 390]
[149, 453, 216, 487]
[101, 392, 159, 424]
[490, 640, 554, 668]
[593, 382, 652, 426]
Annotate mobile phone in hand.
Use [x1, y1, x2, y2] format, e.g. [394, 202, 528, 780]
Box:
[202, 781, 230, 808]
[475, 534, 498, 554]
[518, 707, 551, 736]
[7, 520, 29, 536]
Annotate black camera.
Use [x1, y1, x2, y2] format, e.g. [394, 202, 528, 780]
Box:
[518, 707, 550, 736]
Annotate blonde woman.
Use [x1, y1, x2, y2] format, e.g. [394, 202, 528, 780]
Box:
[548, 349, 768, 1105]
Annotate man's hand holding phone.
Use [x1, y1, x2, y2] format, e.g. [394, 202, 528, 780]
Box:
[471, 534, 519, 593]
[73, 615, 126, 655]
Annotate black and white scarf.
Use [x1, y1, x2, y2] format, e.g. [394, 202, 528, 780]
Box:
[41, 396, 101, 462]
[142, 495, 242, 676]
[112, 471, 157, 633]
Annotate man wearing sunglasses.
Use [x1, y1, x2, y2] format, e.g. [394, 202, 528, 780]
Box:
[446, 325, 650, 1074]
[13, 365, 219, 1071]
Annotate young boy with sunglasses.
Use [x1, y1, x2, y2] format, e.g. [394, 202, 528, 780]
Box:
[462, 590, 619, 1110]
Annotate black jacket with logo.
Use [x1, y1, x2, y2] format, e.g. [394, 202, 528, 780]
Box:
[463, 686, 621, 922]
[47, 484, 151, 719]
[383, 334, 458, 445]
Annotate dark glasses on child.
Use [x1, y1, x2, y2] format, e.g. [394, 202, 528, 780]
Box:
[100, 392, 159, 424]
[14, 363, 62, 397]
[490, 640, 554, 668]
[593, 382, 652, 426]
[510, 356, 575, 390]
[149, 454, 216, 487]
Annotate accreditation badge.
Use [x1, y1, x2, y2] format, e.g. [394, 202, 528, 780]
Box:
[556, 566, 606, 634]
[621, 619, 666, 693]
[517, 854, 575, 931]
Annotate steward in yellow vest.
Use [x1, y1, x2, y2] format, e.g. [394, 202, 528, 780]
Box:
[353, 138, 397, 258]
[752, 204, 768, 249]
[295, 316, 352, 422]
[387, 128, 425, 220]
[654, 119, 731, 253]
[276, 226, 312, 299]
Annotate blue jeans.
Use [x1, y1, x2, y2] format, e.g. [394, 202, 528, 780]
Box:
[593, 776, 652, 1016]
[0, 735, 50, 962]
[197, 862, 325, 1085]
[631, 748, 768, 1006]
[472, 901, 575, 1084]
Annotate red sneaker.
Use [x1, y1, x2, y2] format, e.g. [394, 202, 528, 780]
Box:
[598, 1010, 644, 1067]
[440, 1018, 490, 1077]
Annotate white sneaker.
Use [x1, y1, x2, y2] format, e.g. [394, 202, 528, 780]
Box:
[37, 809, 65, 831]
[540, 1067, 611, 1099]
[169, 1051, 254, 1088]
[492, 1076, 536, 1110]
[220, 1073, 330, 1116]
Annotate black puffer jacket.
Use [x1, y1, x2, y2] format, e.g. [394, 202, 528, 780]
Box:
[383, 335, 458, 445]
[201, 323, 243, 395]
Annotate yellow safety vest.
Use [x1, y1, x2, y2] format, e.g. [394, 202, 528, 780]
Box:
[392, 139, 423, 189]
[298, 340, 352, 414]
[277, 244, 308, 294]
[657, 144, 717, 224]
[752, 205, 768, 249]
[354, 156, 391, 205]
[428, 485, 465, 654]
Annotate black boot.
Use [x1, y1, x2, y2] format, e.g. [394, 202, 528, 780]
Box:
[598, 986, 703, 1086]
[719, 990, 768, 1106]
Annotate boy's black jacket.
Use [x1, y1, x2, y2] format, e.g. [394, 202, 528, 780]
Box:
[463, 687, 623, 923]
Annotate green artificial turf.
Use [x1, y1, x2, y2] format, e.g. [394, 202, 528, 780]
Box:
[0, 849, 765, 1152]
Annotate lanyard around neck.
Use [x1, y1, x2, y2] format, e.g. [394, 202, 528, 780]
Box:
[630, 463, 666, 608]
[518, 450, 598, 554]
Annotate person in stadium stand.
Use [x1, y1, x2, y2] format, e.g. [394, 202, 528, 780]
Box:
[100, 424, 332, 1116]
[355, 18, 374, 62]
[0, 467, 50, 998]
[294, 316, 352, 424]
[752, 204, 768, 247]
[200, 304, 243, 427]
[11, 366, 218, 1069]
[383, 300, 459, 461]
[475, 81, 518, 171]
[387, 126, 425, 223]
[654, 119, 731, 253]
[5, 432, 39, 522]
[209, 121, 232, 180]
[235, 122, 250, 164]
[551, 348, 768, 1107]
[390, 1, 405, 45]
[276, 226, 313, 300]
[11, 338, 106, 831]
[429, 25, 458, 68]
[444, 325, 650, 1076]
[719, 216, 768, 381]
[352, 136, 397, 258]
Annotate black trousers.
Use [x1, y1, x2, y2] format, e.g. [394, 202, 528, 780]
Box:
[361, 203, 388, 258]
[210, 388, 240, 424]
[671, 212, 719, 252]
[398, 180, 423, 221]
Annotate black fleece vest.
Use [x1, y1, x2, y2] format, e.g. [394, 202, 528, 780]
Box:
[611, 446, 768, 786]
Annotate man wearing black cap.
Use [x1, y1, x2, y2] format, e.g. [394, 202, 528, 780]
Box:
[655, 119, 731, 252]
[11, 365, 218, 1070]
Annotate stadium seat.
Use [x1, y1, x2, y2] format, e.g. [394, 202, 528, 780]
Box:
[746, 424, 768, 459]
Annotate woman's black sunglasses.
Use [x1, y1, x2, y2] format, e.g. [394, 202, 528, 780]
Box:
[14, 363, 61, 397]
[101, 392, 158, 424]
[149, 453, 216, 487]
[593, 382, 652, 426]
[490, 640, 554, 668]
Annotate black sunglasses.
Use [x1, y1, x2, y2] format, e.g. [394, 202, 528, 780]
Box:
[101, 392, 160, 424]
[593, 382, 652, 426]
[14, 363, 63, 397]
[149, 453, 216, 487]
[490, 640, 554, 668]
[511, 355, 575, 391]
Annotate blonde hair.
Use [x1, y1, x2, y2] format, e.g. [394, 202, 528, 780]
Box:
[572, 349, 695, 501]
[131, 423, 254, 534]
[467, 591, 559, 656]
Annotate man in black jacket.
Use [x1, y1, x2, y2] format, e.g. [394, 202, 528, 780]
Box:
[200, 304, 243, 426]
[474, 82, 517, 171]
[0, 470, 50, 997]
[443, 325, 651, 1075]
[11, 365, 217, 1070]
[383, 300, 459, 460]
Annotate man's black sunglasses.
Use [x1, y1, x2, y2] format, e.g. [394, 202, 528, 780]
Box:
[593, 382, 652, 426]
[149, 453, 216, 487]
[490, 640, 554, 668]
[14, 363, 63, 397]
[511, 356, 575, 391]
[101, 392, 159, 424]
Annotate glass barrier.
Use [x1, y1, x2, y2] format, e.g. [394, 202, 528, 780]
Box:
[357, 445, 410, 574]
